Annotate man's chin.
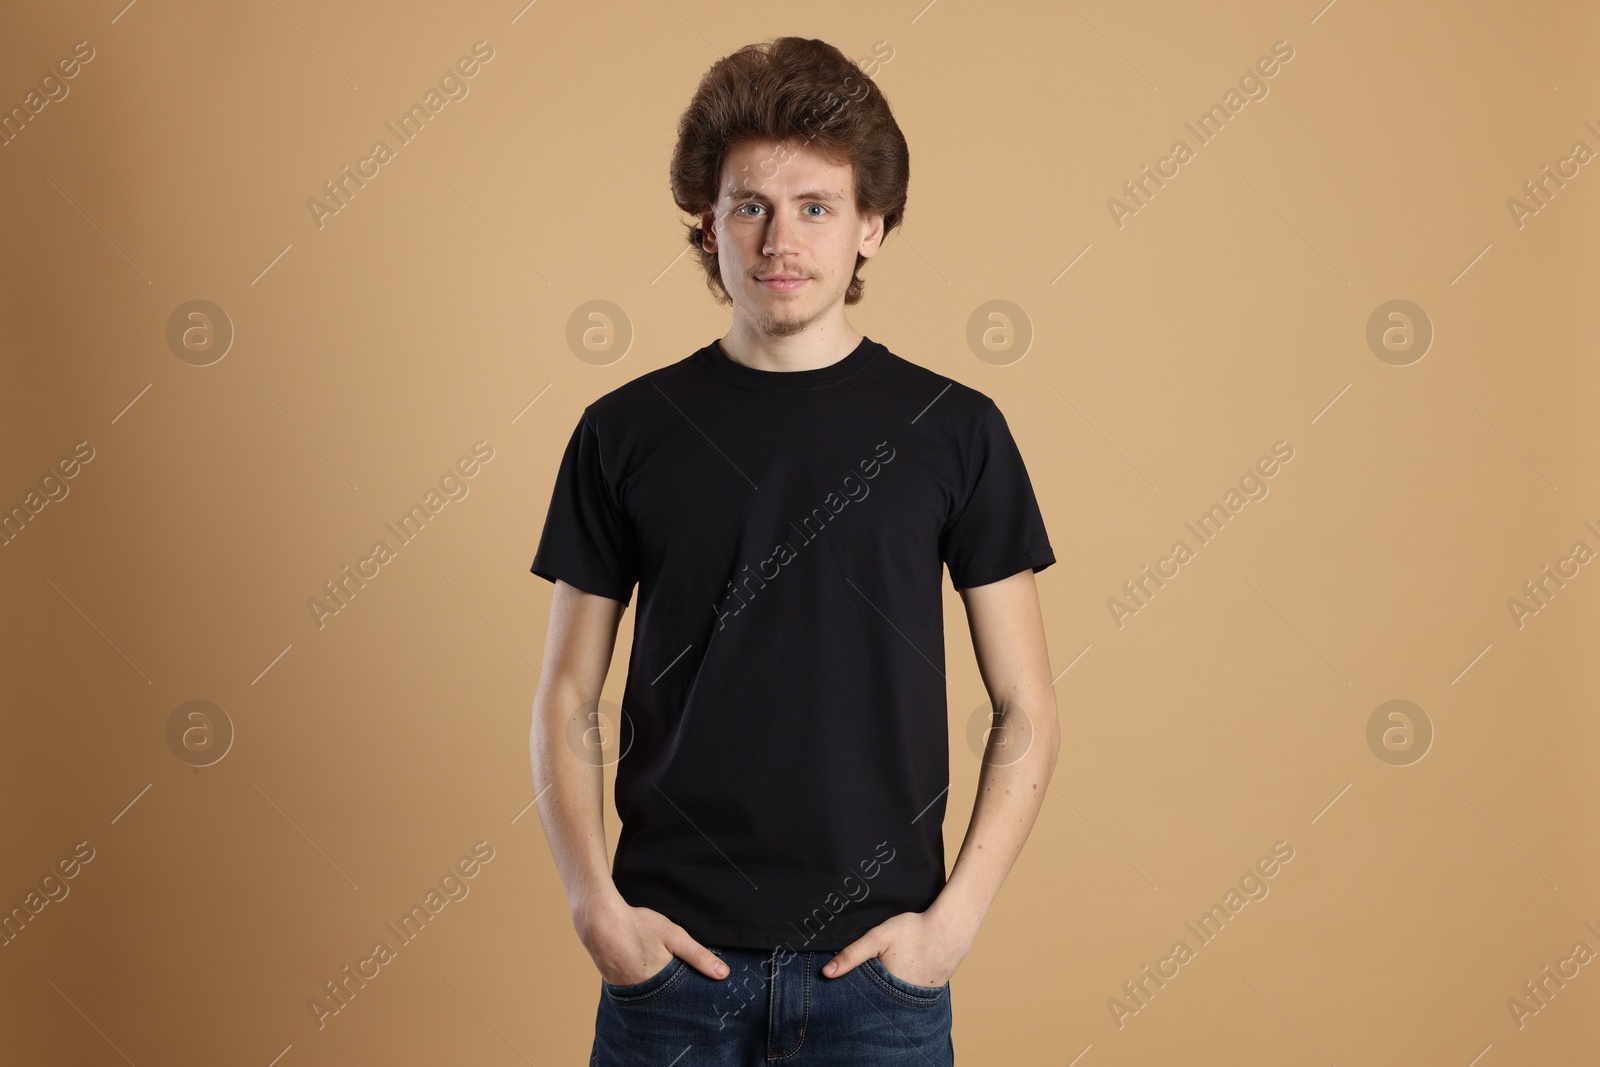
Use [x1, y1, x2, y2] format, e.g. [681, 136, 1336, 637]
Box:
[747, 308, 813, 337]
[731, 296, 812, 330]
[761, 317, 811, 338]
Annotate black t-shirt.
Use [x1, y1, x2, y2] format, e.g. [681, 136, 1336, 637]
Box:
[530, 334, 1054, 952]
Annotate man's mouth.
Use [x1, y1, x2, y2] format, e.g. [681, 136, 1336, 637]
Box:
[757, 274, 809, 292]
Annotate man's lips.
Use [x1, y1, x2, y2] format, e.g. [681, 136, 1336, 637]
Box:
[757, 275, 810, 291]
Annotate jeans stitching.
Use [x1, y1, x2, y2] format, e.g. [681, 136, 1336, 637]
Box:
[766, 950, 779, 1056]
[603, 959, 689, 1006]
[861, 957, 947, 1008]
[766, 949, 809, 1060]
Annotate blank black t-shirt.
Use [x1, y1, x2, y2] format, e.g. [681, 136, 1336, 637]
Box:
[530, 334, 1054, 953]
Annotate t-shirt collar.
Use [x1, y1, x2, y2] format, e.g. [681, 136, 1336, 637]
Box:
[697, 335, 881, 391]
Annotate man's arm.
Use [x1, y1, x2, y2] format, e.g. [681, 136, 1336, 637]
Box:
[530, 579, 729, 984]
[935, 566, 1060, 942]
[822, 567, 1059, 985]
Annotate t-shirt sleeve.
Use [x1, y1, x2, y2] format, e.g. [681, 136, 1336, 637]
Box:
[939, 399, 1056, 591]
[530, 412, 641, 606]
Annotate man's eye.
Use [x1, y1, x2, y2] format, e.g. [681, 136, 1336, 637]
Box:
[736, 203, 764, 216]
[804, 204, 828, 217]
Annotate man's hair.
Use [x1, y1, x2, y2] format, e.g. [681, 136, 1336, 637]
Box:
[669, 37, 910, 306]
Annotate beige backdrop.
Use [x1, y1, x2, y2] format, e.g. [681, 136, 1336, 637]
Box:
[2, 1, 1597, 1064]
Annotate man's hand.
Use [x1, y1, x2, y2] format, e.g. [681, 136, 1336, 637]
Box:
[575, 893, 729, 985]
[820, 908, 976, 987]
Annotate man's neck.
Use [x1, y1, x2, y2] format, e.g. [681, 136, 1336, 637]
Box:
[717, 319, 864, 373]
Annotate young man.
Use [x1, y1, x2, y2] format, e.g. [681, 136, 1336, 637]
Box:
[529, 37, 1058, 1065]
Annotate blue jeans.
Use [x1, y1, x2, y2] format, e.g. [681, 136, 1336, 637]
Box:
[591, 944, 955, 1066]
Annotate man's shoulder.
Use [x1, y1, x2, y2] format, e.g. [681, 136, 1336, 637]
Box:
[872, 342, 1001, 425]
[576, 347, 705, 424]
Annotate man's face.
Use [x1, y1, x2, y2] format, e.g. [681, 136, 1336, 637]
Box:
[701, 138, 885, 337]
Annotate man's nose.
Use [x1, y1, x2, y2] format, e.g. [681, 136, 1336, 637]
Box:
[763, 210, 800, 257]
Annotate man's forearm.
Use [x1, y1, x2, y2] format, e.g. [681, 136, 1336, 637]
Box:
[530, 677, 622, 926]
[928, 689, 1060, 941]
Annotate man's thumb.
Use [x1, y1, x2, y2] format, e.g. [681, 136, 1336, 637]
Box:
[673, 933, 728, 980]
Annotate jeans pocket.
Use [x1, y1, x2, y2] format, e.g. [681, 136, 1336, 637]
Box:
[602, 956, 688, 1005]
[862, 955, 949, 1005]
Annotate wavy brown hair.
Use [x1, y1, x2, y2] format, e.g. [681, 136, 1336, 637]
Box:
[669, 37, 909, 306]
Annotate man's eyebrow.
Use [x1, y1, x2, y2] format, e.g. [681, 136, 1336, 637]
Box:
[726, 186, 845, 203]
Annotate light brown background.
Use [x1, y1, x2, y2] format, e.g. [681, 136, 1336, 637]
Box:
[3, 1, 1597, 1064]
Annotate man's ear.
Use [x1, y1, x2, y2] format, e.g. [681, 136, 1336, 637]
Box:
[700, 210, 718, 251]
[858, 212, 887, 259]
